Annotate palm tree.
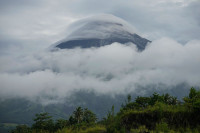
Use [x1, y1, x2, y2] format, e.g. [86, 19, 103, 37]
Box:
[73, 106, 83, 124]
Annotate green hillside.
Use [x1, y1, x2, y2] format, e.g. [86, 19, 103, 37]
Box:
[10, 87, 200, 133]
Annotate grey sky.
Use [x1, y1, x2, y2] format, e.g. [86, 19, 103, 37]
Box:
[0, 0, 200, 52]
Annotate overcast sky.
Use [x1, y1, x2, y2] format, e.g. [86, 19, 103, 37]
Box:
[0, 0, 200, 104]
[0, 0, 200, 53]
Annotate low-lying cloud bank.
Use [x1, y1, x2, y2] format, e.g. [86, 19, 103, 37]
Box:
[0, 37, 200, 104]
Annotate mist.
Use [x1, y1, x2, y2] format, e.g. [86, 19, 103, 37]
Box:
[0, 37, 200, 104]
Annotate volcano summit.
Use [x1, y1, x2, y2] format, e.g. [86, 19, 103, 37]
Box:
[54, 14, 151, 51]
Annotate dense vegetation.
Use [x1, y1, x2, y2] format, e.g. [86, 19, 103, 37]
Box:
[11, 87, 200, 133]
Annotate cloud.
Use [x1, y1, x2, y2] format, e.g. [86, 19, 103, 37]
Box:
[0, 38, 200, 104]
[0, 0, 200, 104]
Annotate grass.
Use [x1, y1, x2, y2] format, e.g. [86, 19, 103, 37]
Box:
[56, 125, 106, 133]
[3, 123, 18, 127]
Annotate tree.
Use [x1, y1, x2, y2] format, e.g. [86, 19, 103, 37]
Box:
[163, 93, 178, 105]
[32, 112, 54, 132]
[69, 107, 97, 125]
[54, 119, 69, 130]
[135, 96, 150, 108]
[189, 87, 197, 99]
[184, 87, 200, 110]
[73, 106, 83, 124]
[69, 115, 76, 125]
[11, 125, 31, 133]
[82, 108, 97, 124]
[127, 94, 132, 103]
[149, 92, 162, 105]
[106, 105, 115, 123]
[105, 105, 118, 133]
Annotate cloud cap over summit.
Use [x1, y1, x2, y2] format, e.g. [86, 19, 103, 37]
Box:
[54, 14, 151, 50]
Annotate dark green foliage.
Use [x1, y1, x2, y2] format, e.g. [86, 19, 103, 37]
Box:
[11, 107, 98, 132]
[149, 92, 178, 105]
[105, 87, 200, 132]
[155, 122, 169, 133]
[119, 103, 197, 130]
[10, 87, 200, 133]
[83, 108, 97, 124]
[73, 107, 84, 124]
[121, 92, 179, 113]
[184, 87, 200, 111]
[127, 94, 132, 103]
[10, 125, 31, 133]
[69, 107, 97, 126]
[69, 115, 77, 125]
[135, 96, 150, 108]
[54, 119, 69, 130]
[32, 112, 54, 132]
[163, 93, 178, 105]
[104, 105, 119, 133]
[189, 87, 197, 99]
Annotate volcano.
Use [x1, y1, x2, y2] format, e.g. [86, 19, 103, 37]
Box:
[54, 14, 151, 51]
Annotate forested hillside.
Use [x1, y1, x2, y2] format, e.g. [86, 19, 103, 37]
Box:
[10, 87, 200, 133]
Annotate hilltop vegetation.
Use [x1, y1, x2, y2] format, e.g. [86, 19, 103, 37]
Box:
[11, 87, 200, 133]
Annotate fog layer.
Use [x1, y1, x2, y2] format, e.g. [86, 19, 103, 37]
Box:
[0, 38, 200, 103]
